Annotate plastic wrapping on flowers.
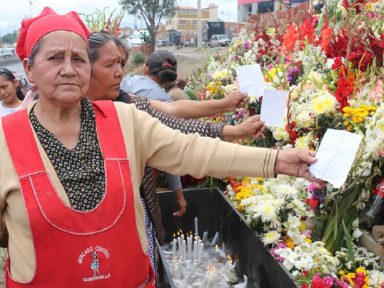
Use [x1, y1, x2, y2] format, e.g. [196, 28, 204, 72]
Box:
[186, 0, 384, 286]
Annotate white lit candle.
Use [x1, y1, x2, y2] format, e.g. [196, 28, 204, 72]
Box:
[202, 231, 208, 243]
[211, 232, 219, 246]
[187, 236, 192, 259]
[177, 236, 182, 257]
[172, 238, 177, 257]
[194, 217, 199, 237]
[193, 240, 198, 262]
[197, 240, 204, 263]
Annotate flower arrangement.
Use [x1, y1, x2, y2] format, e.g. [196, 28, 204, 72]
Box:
[186, 1, 384, 285]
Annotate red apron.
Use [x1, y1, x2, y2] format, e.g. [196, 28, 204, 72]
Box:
[2, 101, 155, 288]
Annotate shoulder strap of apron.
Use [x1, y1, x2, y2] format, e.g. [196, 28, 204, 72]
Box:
[2, 100, 127, 177]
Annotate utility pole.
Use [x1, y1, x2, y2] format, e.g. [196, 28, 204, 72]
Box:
[197, 0, 202, 48]
[29, 0, 32, 18]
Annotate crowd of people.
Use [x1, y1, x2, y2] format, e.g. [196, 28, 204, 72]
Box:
[0, 6, 319, 287]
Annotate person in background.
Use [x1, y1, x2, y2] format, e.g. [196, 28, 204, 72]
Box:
[165, 78, 190, 101]
[0, 68, 24, 116]
[87, 31, 266, 278]
[2, 7, 318, 287]
[120, 49, 246, 224]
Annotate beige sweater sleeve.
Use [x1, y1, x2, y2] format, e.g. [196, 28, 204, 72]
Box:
[115, 102, 277, 179]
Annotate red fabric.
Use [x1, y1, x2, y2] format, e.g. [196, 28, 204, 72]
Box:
[16, 7, 90, 60]
[2, 101, 154, 288]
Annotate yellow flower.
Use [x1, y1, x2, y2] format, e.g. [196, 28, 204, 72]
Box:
[285, 238, 295, 249]
[299, 221, 307, 232]
[346, 272, 355, 285]
[339, 270, 345, 276]
[305, 238, 312, 243]
[356, 267, 367, 275]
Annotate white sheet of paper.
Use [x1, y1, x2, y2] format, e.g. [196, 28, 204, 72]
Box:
[235, 64, 265, 97]
[309, 129, 362, 188]
[260, 89, 288, 128]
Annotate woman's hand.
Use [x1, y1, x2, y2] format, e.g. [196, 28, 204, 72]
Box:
[173, 188, 187, 217]
[222, 115, 265, 141]
[274, 149, 322, 182]
[222, 91, 249, 112]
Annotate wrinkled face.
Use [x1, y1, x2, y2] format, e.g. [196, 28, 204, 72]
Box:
[88, 41, 123, 101]
[24, 31, 90, 108]
[0, 75, 18, 103]
[117, 46, 128, 71]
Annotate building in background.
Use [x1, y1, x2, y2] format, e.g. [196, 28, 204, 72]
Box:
[237, 0, 308, 22]
[165, 4, 219, 45]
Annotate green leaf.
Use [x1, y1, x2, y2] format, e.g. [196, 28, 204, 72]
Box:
[342, 220, 356, 270]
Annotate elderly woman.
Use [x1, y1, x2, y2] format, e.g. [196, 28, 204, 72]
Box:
[1, 7, 317, 287]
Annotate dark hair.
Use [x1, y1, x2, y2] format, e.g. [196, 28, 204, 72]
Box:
[113, 37, 129, 61]
[0, 68, 25, 100]
[146, 50, 177, 84]
[27, 39, 44, 65]
[88, 32, 116, 65]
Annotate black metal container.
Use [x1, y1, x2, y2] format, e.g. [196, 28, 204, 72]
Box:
[157, 188, 297, 288]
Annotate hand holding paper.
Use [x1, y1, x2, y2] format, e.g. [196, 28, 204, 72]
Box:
[309, 129, 362, 188]
[235, 64, 265, 97]
[260, 89, 288, 128]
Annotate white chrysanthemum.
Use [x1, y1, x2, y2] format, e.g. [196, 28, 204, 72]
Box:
[368, 270, 384, 287]
[273, 183, 298, 198]
[262, 230, 280, 245]
[295, 110, 313, 129]
[258, 202, 278, 222]
[272, 128, 290, 141]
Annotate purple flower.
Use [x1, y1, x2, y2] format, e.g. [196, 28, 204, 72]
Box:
[287, 66, 301, 85]
[244, 42, 250, 50]
[322, 276, 334, 287]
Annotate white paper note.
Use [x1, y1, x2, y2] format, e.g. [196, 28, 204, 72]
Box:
[260, 89, 288, 128]
[309, 129, 362, 188]
[235, 64, 265, 97]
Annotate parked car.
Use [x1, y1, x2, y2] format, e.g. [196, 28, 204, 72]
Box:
[208, 34, 230, 47]
[156, 40, 171, 47]
[0, 48, 14, 58]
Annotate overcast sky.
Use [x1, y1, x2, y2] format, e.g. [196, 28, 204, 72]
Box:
[0, 0, 237, 36]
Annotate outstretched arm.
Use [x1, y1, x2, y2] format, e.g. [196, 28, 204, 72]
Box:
[148, 91, 249, 119]
[129, 95, 264, 141]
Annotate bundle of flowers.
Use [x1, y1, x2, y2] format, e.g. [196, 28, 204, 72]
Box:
[186, 0, 384, 285]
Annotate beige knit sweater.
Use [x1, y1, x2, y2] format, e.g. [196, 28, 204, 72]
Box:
[0, 102, 277, 282]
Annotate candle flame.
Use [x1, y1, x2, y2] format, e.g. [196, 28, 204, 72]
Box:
[207, 265, 216, 273]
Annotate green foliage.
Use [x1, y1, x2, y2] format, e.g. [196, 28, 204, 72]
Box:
[1, 32, 18, 44]
[119, 0, 177, 51]
[184, 86, 198, 101]
[130, 52, 146, 65]
[81, 7, 124, 34]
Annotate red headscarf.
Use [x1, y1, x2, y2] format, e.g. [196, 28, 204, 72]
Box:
[16, 7, 90, 61]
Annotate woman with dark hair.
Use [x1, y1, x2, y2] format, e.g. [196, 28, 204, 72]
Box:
[0, 68, 24, 116]
[86, 31, 267, 276]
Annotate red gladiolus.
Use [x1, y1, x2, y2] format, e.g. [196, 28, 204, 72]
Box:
[318, 25, 333, 53]
[334, 69, 353, 110]
[282, 24, 299, 54]
[300, 19, 316, 45]
[332, 57, 343, 70]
